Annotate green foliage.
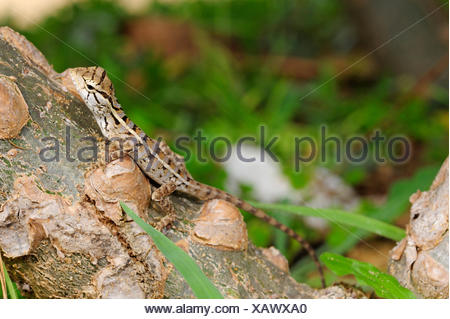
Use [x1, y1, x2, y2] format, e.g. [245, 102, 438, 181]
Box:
[149, 0, 346, 55]
[320, 253, 416, 299]
[120, 202, 223, 299]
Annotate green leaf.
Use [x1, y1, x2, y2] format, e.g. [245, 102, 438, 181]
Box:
[320, 252, 416, 299]
[2, 261, 20, 299]
[250, 202, 406, 241]
[120, 202, 223, 299]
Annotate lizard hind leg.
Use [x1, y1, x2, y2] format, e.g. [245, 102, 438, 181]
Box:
[151, 181, 178, 230]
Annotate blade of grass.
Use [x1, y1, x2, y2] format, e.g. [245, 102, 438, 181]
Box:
[320, 252, 416, 299]
[273, 211, 291, 256]
[250, 202, 406, 241]
[3, 262, 19, 299]
[120, 202, 223, 299]
[1, 258, 20, 299]
[0, 253, 7, 299]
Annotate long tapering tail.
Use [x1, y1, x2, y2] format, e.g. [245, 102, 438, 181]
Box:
[192, 182, 326, 288]
[236, 196, 325, 288]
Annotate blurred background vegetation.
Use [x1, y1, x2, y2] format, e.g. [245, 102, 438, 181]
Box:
[1, 0, 448, 288]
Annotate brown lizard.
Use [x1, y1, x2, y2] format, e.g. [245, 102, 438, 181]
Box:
[68, 66, 325, 287]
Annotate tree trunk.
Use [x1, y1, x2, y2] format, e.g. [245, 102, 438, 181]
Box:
[389, 158, 449, 298]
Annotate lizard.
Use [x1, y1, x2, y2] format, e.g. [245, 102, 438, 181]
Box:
[68, 66, 325, 287]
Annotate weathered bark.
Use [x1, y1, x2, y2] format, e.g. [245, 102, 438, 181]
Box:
[0, 26, 365, 299]
[389, 158, 449, 298]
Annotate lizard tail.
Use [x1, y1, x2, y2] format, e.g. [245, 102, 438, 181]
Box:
[194, 182, 326, 288]
[236, 197, 326, 288]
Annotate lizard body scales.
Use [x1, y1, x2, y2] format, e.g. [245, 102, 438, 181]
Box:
[68, 66, 325, 287]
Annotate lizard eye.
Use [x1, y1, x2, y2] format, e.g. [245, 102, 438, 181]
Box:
[86, 84, 95, 90]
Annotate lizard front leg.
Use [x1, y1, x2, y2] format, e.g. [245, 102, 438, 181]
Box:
[151, 181, 177, 230]
[105, 136, 139, 162]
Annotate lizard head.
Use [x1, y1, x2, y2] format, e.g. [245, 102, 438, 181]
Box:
[68, 66, 118, 117]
